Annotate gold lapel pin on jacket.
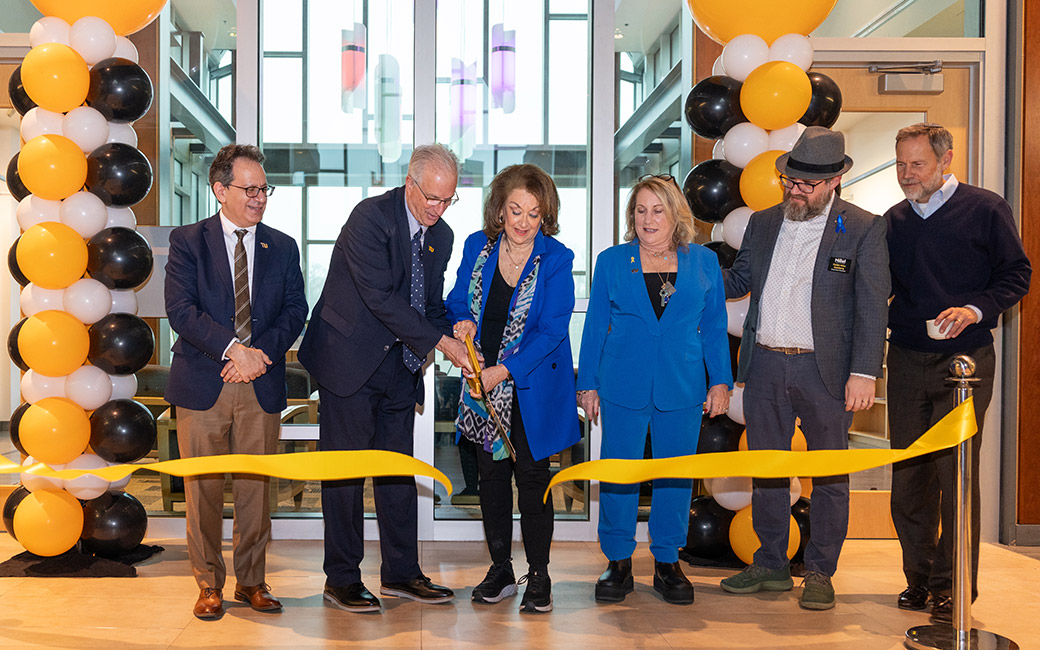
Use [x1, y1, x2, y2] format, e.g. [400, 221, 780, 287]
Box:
[428, 245, 435, 253]
[260, 241, 269, 249]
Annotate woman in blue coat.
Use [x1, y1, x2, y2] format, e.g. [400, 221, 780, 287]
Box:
[446, 164, 579, 614]
[577, 175, 732, 605]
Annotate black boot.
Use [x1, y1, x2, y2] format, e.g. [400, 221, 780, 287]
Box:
[653, 561, 694, 605]
[595, 558, 634, 602]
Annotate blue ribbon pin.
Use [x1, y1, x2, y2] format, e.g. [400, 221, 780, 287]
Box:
[835, 214, 846, 234]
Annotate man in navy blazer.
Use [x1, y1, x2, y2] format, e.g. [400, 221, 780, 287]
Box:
[165, 144, 307, 619]
[298, 144, 472, 613]
[720, 127, 890, 610]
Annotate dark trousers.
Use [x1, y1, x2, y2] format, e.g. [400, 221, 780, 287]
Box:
[887, 343, 994, 599]
[318, 344, 421, 586]
[476, 395, 554, 572]
[744, 347, 853, 576]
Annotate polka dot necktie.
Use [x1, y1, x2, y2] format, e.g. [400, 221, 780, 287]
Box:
[402, 229, 425, 373]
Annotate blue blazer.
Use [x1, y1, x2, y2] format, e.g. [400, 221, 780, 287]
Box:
[445, 230, 580, 462]
[164, 214, 307, 414]
[577, 241, 732, 411]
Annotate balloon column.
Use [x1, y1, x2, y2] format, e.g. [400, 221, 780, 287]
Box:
[680, 0, 841, 565]
[4, 0, 167, 559]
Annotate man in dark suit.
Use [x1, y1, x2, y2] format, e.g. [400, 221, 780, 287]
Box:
[720, 127, 890, 610]
[165, 144, 307, 619]
[298, 143, 472, 613]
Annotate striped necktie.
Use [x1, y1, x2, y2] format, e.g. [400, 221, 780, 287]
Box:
[233, 229, 251, 347]
[402, 229, 425, 372]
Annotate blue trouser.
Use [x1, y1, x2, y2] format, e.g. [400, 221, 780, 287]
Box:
[744, 347, 853, 577]
[599, 398, 701, 563]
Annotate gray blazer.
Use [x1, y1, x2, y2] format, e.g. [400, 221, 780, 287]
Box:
[723, 196, 890, 401]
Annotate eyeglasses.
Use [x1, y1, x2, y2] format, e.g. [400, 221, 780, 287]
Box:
[227, 184, 276, 197]
[778, 174, 827, 194]
[639, 173, 678, 186]
[410, 176, 459, 208]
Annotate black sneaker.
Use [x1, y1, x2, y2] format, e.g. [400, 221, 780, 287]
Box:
[471, 561, 517, 603]
[518, 570, 552, 613]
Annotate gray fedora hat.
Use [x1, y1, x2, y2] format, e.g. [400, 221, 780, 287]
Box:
[775, 126, 853, 180]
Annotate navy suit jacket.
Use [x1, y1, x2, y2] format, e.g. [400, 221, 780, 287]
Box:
[445, 230, 580, 462]
[164, 214, 307, 413]
[577, 241, 733, 411]
[297, 186, 453, 404]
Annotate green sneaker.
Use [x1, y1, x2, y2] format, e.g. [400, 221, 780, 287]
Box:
[720, 563, 794, 594]
[799, 571, 836, 610]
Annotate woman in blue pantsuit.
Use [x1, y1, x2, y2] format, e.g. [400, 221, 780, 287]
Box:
[577, 175, 732, 605]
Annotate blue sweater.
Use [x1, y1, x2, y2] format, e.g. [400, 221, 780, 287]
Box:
[884, 183, 1031, 353]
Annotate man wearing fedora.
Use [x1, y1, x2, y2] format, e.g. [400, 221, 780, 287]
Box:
[720, 126, 890, 610]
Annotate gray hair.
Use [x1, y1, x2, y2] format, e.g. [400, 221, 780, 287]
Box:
[408, 143, 460, 183]
[895, 122, 953, 160]
[209, 144, 265, 187]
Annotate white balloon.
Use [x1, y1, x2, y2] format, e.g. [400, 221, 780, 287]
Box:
[108, 462, 131, 491]
[29, 16, 71, 47]
[707, 476, 753, 512]
[769, 33, 814, 72]
[16, 195, 62, 231]
[712, 139, 726, 160]
[60, 191, 109, 238]
[110, 373, 138, 400]
[789, 477, 802, 506]
[62, 107, 110, 155]
[69, 16, 117, 66]
[722, 206, 754, 250]
[710, 223, 725, 243]
[729, 385, 746, 425]
[21, 369, 68, 404]
[64, 453, 111, 500]
[20, 107, 64, 141]
[112, 36, 139, 63]
[20, 457, 66, 492]
[768, 123, 807, 152]
[106, 206, 137, 229]
[711, 55, 726, 76]
[20, 284, 65, 317]
[64, 278, 114, 324]
[65, 364, 114, 409]
[721, 34, 769, 83]
[726, 295, 750, 338]
[110, 289, 139, 315]
[723, 122, 770, 168]
[106, 122, 138, 147]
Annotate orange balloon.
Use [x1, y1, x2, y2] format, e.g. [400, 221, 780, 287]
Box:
[20, 43, 89, 113]
[30, 0, 168, 36]
[12, 488, 85, 556]
[687, 0, 838, 45]
[18, 310, 90, 377]
[18, 397, 91, 466]
[16, 222, 88, 290]
[729, 505, 800, 565]
[18, 134, 88, 201]
[740, 150, 785, 211]
[740, 62, 812, 131]
[738, 426, 807, 451]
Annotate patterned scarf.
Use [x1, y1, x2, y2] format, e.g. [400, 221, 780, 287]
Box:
[455, 237, 541, 460]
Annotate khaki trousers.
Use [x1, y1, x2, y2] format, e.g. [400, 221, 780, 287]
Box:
[177, 381, 280, 589]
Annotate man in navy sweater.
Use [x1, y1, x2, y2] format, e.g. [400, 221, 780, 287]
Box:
[885, 122, 1031, 623]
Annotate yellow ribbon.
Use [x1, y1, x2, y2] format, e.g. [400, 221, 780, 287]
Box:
[546, 398, 976, 500]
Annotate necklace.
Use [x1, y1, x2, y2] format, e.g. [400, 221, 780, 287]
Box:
[502, 240, 532, 270]
[640, 244, 672, 261]
[640, 245, 676, 307]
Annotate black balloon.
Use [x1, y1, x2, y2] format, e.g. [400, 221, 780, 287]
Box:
[684, 495, 736, 559]
[90, 399, 157, 464]
[87, 227, 154, 289]
[697, 412, 744, 454]
[2, 486, 31, 540]
[704, 241, 739, 269]
[8, 237, 29, 287]
[791, 497, 812, 564]
[88, 313, 155, 375]
[799, 72, 843, 129]
[8, 318, 29, 373]
[8, 65, 37, 116]
[683, 160, 744, 223]
[86, 143, 153, 206]
[8, 401, 31, 456]
[81, 491, 148, 558]
[86, 57, 153, 123]
[684, 75, 746, 140]
[6, 153, 30, 202]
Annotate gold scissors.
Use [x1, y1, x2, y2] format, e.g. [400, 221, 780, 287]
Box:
[465, 334, 517, 460]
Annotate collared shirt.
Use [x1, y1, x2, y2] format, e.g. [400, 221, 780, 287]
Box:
[403, 201, 428, 246]
[219, 210, 257, 358]
[909, 173, 959, 219]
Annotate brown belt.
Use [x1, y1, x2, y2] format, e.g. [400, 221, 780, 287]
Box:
[756, 343, 814, 355]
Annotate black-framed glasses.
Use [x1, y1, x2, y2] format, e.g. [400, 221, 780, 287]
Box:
[639, 173, 678, 186]
[227, 184, 276, 197]
[410, 176, 459, 208]
[778, 174, 826, 193]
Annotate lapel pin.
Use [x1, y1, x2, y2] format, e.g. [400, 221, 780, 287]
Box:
[835, 214, 846, 234]
[630, 256, 635, 263]
[428, 245, 435, 253]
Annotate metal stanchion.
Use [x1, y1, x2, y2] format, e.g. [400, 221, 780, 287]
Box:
[904, 355, 1018, 650]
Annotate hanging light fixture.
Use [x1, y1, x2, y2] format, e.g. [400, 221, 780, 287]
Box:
[450, 57, 477, 161]
[340, 22, 367, 112]
[490, 23, 515, 113]
[375, 53, 402, 163]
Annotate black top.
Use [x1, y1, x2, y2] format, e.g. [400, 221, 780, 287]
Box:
[644, 271, 677, 320]
[480, 264, 515, 366]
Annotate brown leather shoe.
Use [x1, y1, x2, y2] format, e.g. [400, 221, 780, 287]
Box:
[193, 587, 224, 619]
[234, 582, 283, 612]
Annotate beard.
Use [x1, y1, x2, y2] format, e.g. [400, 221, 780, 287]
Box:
[782, 185, 833, 221]
[900, 172, 944, 202]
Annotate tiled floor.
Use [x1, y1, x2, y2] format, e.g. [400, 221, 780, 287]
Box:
[0, 534, 1036, 649]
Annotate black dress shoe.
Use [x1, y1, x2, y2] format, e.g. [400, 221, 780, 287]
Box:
[653, 561, 694, 605]
[324, 582, 381, 613]
[930, 595, 953, 623]
[595, 558, 634, 602]
[897, 585, 930, 611]
[381, 575, 455, 603]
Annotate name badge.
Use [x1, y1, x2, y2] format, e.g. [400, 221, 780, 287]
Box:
[828, 256, 850, 273]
